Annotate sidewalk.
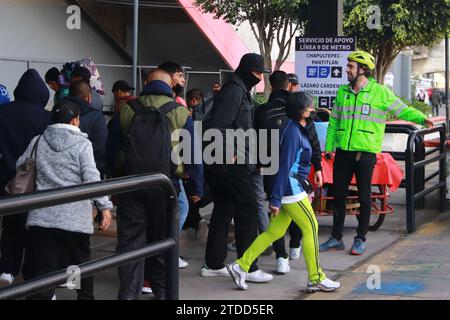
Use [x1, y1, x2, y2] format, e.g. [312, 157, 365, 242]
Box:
[306, 211, 450, 300]
[43, 187, 446, 300]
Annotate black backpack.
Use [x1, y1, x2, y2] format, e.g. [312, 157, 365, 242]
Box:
[123, 99, 179, 177]
[261, 97, 289, 130]
[258, 97, 289, 193]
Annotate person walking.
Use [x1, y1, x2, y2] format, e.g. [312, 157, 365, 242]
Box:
[200, 53, 273, 283]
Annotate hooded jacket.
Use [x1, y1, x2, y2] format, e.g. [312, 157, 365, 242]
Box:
[65, 96, 108, 175]
[21, 124, 112, 234]
[268, 120, 312, 209]
[0, 69, 52, 188]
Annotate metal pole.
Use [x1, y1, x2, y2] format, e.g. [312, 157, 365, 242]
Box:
[132, 0, 139, 94]
[406, 132, 416, 233]
[165, 194, 179, 300]
[445, 35, 449, 133]
[0, 240, 175, 300]
[414, 136, 426, 209]
[439, 126, 447, 212]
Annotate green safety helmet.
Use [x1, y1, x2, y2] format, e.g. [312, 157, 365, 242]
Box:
[347, 50, 376, 70]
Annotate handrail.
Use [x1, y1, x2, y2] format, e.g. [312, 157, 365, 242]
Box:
[405, 125, 447, 233]
[0, 173, 179, 300]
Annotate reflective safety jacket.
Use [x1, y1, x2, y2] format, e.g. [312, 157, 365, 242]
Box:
[326, 78, 427, 154]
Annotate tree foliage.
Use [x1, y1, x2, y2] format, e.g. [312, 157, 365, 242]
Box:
[344, 0, 450, 83]
[194, 0, 308, 95]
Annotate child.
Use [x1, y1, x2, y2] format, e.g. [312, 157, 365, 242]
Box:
[20, 98, 112, 300]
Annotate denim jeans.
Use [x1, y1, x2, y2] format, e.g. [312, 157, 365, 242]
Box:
[178, 181, 189, 232]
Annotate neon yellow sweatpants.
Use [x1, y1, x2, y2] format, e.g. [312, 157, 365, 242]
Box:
[237, 197, 326, 283]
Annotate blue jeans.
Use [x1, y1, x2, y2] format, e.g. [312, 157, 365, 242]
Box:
[178, 181, 189, 232]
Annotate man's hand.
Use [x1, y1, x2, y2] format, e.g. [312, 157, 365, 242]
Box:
[314, 170, 323, 188]
[190, 195, 202, 204]
[424, 118, 434, 129]
[269, 205, 280, 217]
[98, 209, 112, 231]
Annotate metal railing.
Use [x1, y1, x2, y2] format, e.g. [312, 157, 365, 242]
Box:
[384, 123, 426, 208]
[1, 57, 233, 115]
[405, 125, 447, 233]
[0, 173, 179, 300]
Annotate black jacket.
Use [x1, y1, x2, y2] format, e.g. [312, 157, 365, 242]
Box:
[254, 89, 322, 172]
[65, 96, 108, 175]
[305, 118, 322, 172]
[0, 69, 52, 188]
[204, 73, 254, 172]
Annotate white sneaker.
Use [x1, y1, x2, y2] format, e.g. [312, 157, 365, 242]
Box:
[289, 247, 301, 260]
[276, 257, 291, 274]
[307, 278, 341, 292]
[51, 294, 56, 300]
[246, 269, 273, 283]
[200, 263, 230, 277]
[142, 280, 153, 295]
[0, 273, 14, 288]
[227, 263, 247, 290]
[227, 240, 237, 252]
[141, 286, 153, 294]
[179, 257, 189, 269]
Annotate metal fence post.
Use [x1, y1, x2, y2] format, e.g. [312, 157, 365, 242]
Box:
[406, 133, 416, 233]
[439, 126, 447, 212]
[165, 193, 179, 300]
[414, 135, 426, 209]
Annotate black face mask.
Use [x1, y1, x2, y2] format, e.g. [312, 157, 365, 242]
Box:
[235, 67, 261, 91]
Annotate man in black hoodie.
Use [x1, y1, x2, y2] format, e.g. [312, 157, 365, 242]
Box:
[0, 69, 52, 286]
[67, 80, 108, 176]
[200, 53, 273, 283]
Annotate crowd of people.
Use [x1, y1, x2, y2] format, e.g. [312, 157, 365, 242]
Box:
[0, 50, 433, 299]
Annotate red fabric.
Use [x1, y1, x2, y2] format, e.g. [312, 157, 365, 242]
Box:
[310, 153, 404, 192]
[424, 138, 450, 148]
[176, 96, 188, 107]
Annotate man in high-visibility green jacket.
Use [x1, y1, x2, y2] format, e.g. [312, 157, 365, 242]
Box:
[319, 50, 433, 255]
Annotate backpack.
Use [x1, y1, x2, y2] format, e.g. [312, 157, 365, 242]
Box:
[261, 97, 289, 130]
[258, 97, 289, 162]
[123, 99, 179, 177]
[259, 97, 289, 193]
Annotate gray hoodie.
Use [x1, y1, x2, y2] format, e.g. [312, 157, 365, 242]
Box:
[18, 123, 113, 234]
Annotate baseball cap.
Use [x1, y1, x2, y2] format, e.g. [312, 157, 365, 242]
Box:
[238, 53, 271, 74]
[112, 80, 135, 92]
[287, 73, 299, 84]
